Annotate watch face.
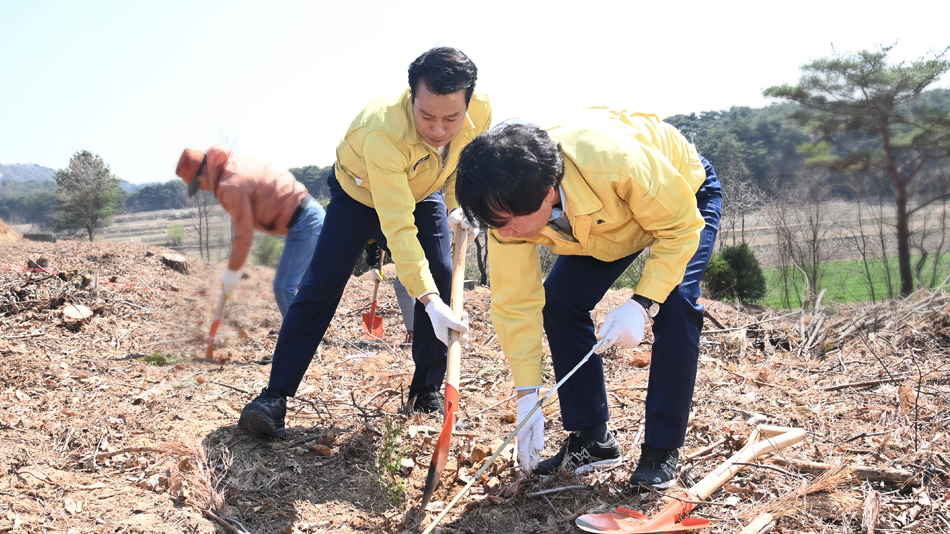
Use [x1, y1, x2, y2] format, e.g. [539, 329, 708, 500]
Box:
[647, 303, 659, 317]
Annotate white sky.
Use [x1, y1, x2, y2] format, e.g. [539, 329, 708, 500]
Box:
[1, 0, 948, 184]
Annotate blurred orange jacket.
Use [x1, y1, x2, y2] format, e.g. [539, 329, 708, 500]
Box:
[202, 144, 309, 271]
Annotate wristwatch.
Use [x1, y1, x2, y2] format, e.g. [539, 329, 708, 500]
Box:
[632, 295, 659, 318]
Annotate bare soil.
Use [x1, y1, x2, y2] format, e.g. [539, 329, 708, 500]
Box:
[1, 238, 948, 533]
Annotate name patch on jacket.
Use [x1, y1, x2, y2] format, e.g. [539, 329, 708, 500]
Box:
[413, 155, 430, 171]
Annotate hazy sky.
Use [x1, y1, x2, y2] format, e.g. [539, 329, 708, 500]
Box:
[1, 1, 947, 184]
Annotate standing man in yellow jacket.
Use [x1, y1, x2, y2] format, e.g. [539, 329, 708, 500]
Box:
[455, 110, 721, 489]
[240, 47, 489, 438]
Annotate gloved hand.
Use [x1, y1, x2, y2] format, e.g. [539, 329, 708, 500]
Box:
[221, 269, 240, 296]
[516, 391, 545, 473]
[595, 298, 648, 354]
[370, 268, 384, 282]
[424, 298, 469, 347]
[448, 208, 480, 243]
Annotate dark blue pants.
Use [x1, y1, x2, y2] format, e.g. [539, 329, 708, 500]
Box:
[268, 169, 452, 397]
[543, 156, 722, 450]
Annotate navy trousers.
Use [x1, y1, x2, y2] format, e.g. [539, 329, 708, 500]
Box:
[268, 169, 452, 397]
[543, 156, 722, 450]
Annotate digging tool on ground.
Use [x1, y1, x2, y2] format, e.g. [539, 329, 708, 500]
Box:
[362, 250, 386, 338]
[419, 227, 469, 514]
[205, 289, 229, 360]
[574, 425, 807, 534]
[420, 338, 605, 533]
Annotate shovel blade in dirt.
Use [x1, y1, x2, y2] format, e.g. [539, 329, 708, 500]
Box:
[419, 229, 467, 514]
[420, 381, 459, 508]
[362, 302, 384, 338]
[362, 251, 385, 338]
[205, 290, 228, 359]
[575, 425, 806, 534]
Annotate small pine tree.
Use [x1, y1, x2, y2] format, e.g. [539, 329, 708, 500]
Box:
[704, 243, 767, 304]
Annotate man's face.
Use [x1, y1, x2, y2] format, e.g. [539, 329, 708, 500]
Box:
[411, 83, 468, 148]
[493, 187, 560, 239]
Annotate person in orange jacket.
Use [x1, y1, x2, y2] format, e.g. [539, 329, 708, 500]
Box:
[175, 146, 324, 317]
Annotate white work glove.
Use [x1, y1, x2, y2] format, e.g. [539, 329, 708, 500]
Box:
[595, 298, 648, 354]
[424, 298, 469, 347]
[448, 208, 480, 243]
[221, 269, 240, 296]
[516, 391, 545, 473]
[370, 268, 384, 282]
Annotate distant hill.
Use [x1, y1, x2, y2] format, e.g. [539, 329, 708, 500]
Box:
[1, 163, 144, 193]
[0, 163, 55, 182]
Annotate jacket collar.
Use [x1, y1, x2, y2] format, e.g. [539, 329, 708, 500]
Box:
[560, 158, 603, 217]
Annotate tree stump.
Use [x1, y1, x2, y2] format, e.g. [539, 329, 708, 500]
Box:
[161, 253, 189, 274]
[62, 304, 93, 322]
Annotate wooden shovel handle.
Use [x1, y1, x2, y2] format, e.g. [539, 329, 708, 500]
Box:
[445, 229, 467, 388]
[691, 425, 807, 500]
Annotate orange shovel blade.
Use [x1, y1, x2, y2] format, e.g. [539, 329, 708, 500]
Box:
[576, 494, 709, 534]
[362, 309, 384, 338]
[419, 382, 459, 511]
[206, 318, 221, 359]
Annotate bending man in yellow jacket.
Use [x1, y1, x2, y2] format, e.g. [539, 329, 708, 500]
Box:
[455, 110, 721, 489]
[239, 47, 490, 438]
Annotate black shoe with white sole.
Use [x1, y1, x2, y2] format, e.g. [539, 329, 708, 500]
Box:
[533, 430, 622, 476]
[629, 443, 679, 489]
[238, 389, 287, 438]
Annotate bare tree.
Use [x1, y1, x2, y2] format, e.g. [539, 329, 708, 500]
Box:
[842, 174, 895, 303]
[718, 161, 764, 247]
[472, 228, 489, 286]
[188, 190, 217, 261]
[767, 170, 838, 308]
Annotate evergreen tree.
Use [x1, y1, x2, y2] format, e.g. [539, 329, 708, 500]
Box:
[54, 150, 124, 241]
[764, 45, 950, 296]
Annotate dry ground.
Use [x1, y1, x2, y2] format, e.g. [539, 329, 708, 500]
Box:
[1, 239, 949, 533]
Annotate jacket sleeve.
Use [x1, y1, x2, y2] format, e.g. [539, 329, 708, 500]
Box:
[444, 97, 493, 213]
[617, 144, 704, 303]
[216, 180, 255, 271]
[363, 130, 438, 298]
[488, 231, 546, 387]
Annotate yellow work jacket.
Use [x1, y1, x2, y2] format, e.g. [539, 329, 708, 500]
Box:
[488, 109, 706, 387]
[335, 88, 492, 298]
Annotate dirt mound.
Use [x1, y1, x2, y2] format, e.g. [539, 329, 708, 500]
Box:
[0, 239, 948, 533]
[0, 217, 19, 241]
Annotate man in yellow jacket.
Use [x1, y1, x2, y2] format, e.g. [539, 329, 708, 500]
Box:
[455, 110, 721, 489]
[240, 47, 489, 438]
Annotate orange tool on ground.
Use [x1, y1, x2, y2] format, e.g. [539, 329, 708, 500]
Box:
[362, 250, 385, 338]
[419, 228, 468, 513]
[205, 289, 229, 359]
[574, 425, 807, 533]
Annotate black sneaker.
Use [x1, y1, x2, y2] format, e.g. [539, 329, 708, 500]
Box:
[533, 430, 622, 476]
[630, 443, 679, 489]
[238, 389, 287, 438]
[406, 388, 444, 414]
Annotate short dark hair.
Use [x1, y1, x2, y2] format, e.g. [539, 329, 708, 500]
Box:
[408, 47, 478, 105]
[456, 123, 565, 229]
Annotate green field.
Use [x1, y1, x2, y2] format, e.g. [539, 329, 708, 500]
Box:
[759, 254, 950, 309]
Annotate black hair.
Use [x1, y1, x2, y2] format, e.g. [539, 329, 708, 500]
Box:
[408, 47, 478, 105]
[456, 123, 564, 229]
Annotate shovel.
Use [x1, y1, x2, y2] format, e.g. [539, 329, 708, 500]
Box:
[575, 425, 807, 534]
[205, 289, 229, 360]
[362, 250, 385, 338]
[419, 226, 469, 513]
[421, 338, 605, 534]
